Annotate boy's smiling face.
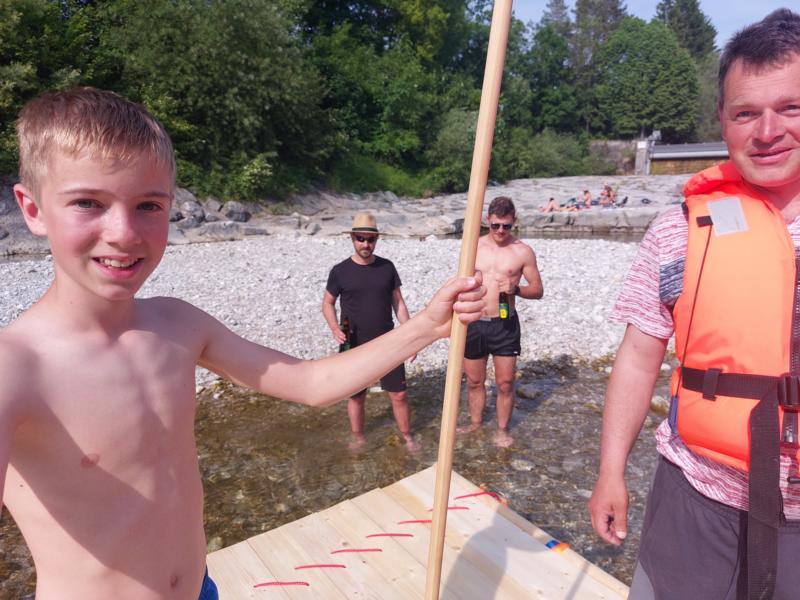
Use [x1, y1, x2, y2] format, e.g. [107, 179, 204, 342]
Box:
[15, 150, 173, 303]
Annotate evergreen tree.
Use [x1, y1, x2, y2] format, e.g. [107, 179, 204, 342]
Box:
[656, 0, 716, 60]
[528, 25, 578, 133]
[571, 0, 627, 127]
[591, 17, 698, 141]
[540, 0, 571, 38]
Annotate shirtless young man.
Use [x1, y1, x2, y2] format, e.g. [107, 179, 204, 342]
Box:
[461, 196, 543, 447]
[0, 87, 485, 600]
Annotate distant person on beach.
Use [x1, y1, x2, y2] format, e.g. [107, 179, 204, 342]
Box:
[0, 87, 485, 600]
[599, 184, 616, 207]
[539, 197, 559, 213]
[582, 189, 593, 208]
[322, 213, 419, 451]
[589, 10, 800, 599]
[460, 196, 543, 447]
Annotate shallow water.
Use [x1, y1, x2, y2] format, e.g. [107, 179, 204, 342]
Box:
[0, 358, 668, 597]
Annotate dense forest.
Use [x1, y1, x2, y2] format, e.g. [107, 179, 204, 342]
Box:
[0, 0, 719, 199]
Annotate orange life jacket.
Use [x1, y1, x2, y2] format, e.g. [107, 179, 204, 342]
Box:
[670, 161, 800, 472]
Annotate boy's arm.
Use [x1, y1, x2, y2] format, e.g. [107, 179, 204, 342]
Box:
[588, 324, 667, 545]
[517, 246, 543, 299]
[0, 342, 24, 516]
[321, 291, 346, 344]
[199, 275, 484, 406]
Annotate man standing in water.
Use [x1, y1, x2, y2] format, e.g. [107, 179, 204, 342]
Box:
[589, 10, 800, 599]
[322, 212, 417, 451]
[461, 196, 543, 447]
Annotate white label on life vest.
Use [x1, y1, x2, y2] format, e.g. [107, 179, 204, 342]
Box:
[708, 197, 748, 235]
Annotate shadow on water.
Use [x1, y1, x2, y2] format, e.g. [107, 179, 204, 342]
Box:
[0, 357, 668, 598]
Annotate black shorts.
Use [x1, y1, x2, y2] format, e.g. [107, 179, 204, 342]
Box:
[464, 312, 521, 360]
[351, 331, 407, 395]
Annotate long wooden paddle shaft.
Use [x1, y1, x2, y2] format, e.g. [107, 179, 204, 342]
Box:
[424, 2, 513, 598]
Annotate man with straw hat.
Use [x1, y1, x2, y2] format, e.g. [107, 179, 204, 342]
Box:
[322, 212, 418, 451]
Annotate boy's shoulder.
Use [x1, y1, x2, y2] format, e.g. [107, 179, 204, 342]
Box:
[0, 324, 41, 411]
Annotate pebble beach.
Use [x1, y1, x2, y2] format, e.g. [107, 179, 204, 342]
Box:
[1, 232, 641, 382]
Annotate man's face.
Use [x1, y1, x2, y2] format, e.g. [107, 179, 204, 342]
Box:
[719, 55, 800, 200]
[351, 232, 378, 258]
[488, 213, 515, 244]
[16, 150, 172, 303]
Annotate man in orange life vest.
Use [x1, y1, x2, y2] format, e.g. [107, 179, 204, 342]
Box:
[589, 10, 800, 600]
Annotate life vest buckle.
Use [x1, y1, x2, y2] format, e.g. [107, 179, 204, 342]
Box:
[777, 373, 800, 410]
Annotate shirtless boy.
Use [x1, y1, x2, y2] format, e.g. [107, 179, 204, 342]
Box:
[461, 196, 543, 447]
[0, 87, 485, 600]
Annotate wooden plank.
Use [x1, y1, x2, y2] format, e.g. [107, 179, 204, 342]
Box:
[385, 475, 537, 599]
[207, 540, 290, 600]
[351, 487, 505, 600]
[247, 522, 348, 599]
[448, 470, 630, 598]
[290, 508, 410, 600]
[319, 498, 427, 596]
[400, 467, 627, 599]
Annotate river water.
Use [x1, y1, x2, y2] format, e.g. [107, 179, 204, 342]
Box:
[0, 358, 670, 598]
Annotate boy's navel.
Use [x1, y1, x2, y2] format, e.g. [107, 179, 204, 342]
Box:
[80, 453, 100, 468]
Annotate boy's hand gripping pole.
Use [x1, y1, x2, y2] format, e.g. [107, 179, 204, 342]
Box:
[424, 2, 513, 598]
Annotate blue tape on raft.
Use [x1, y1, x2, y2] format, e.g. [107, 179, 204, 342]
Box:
[545, 539, 560, 549]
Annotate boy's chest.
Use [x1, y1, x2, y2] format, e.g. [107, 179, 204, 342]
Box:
[29, 332, 199, 448]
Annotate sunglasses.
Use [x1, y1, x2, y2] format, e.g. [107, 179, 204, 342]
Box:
[354, 235, 378, 244]
[490, 223, 513, 231]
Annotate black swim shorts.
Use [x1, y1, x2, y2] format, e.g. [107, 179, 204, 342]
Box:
[464, 312, 521, 359]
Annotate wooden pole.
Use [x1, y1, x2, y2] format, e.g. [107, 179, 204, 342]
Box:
[424, 2, 513, 598]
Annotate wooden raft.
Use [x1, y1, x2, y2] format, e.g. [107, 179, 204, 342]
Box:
[207, 466, 629, 599]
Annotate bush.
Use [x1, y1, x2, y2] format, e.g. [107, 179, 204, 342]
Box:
[327, 153, 427, 197]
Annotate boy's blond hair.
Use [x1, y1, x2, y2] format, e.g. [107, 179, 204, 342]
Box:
[17, 87, 175, 195]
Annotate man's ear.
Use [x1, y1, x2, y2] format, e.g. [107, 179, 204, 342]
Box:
[14, 184, 47, 237]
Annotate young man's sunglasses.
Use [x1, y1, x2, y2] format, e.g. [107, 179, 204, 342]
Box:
[354, 234, 378, 244]
[490, 223, 513, 231]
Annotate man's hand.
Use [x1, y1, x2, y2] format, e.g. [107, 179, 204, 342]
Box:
[588, 473, 629, 546]
[421, 272, 486, 339]
[331, 326, 347, 344]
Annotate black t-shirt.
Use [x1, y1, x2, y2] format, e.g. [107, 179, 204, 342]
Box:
[326, 256, 402, 341]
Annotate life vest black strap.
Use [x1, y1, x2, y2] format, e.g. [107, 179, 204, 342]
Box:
[680, 366, 784, 600]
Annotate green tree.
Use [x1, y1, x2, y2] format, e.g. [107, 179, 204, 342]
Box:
[656, 0, 716, 60]
[0, 0, 92, 172]
[694, 51, 721, 141]
[591, 17, 698, 141]
[95, 0, 329, 197]
[528, 25, 578, 133]
[540, 0, 571, 38]
[571, 0, 627, 128]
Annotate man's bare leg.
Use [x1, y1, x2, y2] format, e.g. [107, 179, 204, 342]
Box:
[389, 390, 420, 451]
[347, 391, 367, 450]
[459, 356, 488, 433]
[493, 355, 516, 447]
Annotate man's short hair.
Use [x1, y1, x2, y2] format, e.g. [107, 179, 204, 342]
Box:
[17, 87, 175, 195]
[488, 196, 515, 218]
[718, 9, 800, 106]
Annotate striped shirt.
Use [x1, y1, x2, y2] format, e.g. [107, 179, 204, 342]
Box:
[611, 205, 800, 518]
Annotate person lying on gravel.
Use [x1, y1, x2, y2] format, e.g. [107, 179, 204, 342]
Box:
[0, 86, 486, 600]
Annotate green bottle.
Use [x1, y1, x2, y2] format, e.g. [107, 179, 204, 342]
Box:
[499, 292, 509, 319]
[339, 316, 351, 352]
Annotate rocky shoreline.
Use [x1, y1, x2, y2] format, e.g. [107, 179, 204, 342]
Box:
[0, 173, 689, 257]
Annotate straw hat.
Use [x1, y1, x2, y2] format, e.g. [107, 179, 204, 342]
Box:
[347, 212, 379, 233]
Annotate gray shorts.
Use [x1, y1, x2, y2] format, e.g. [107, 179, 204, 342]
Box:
[632, 457, 800, 600]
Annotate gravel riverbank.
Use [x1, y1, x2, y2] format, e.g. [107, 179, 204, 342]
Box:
[1, 233, 640, 383]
